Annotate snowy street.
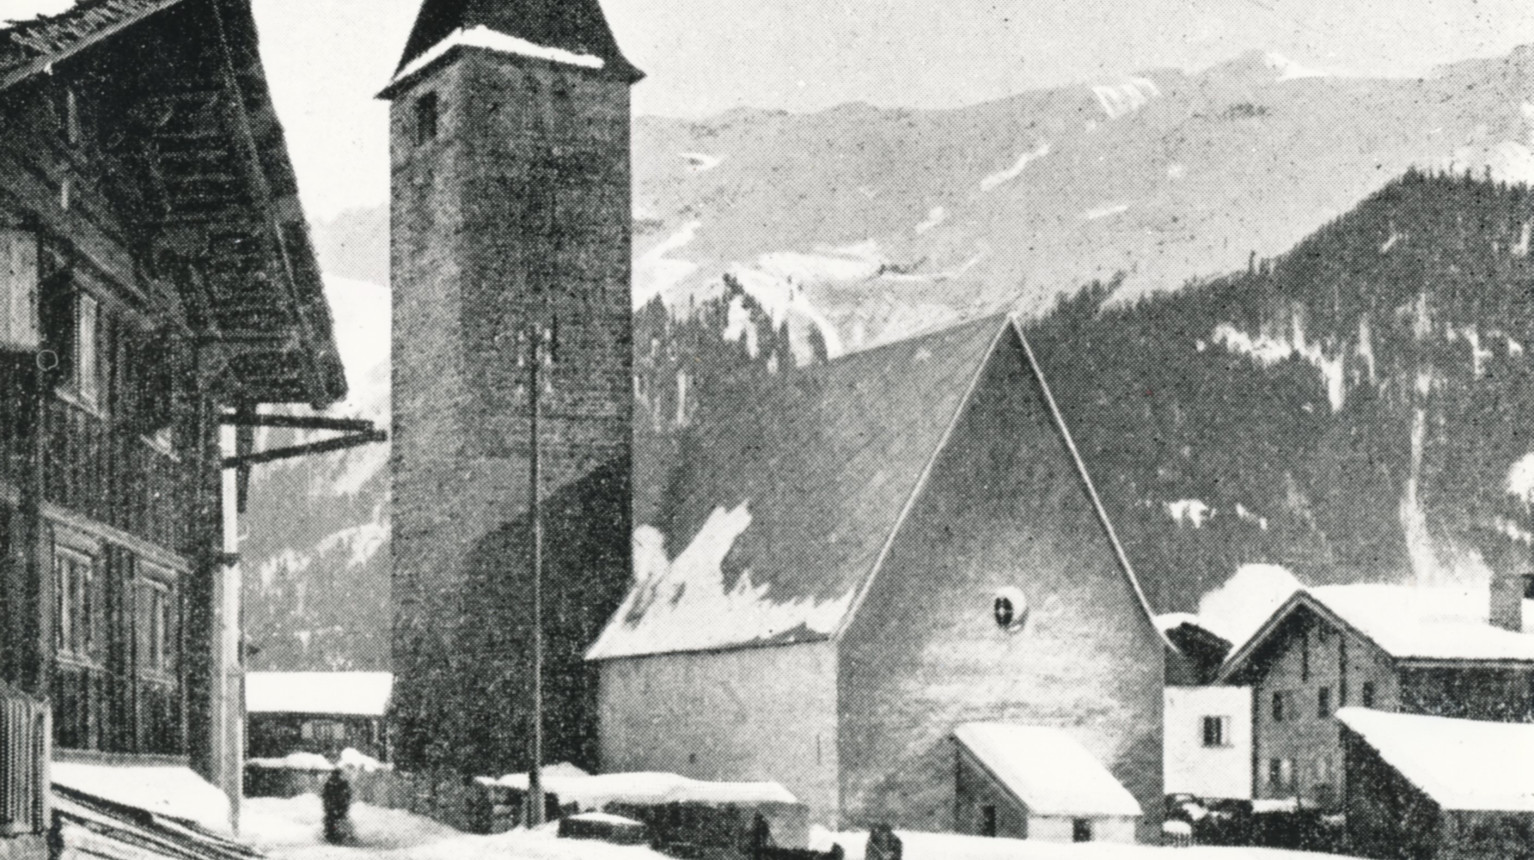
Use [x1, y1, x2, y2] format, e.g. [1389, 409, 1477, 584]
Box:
[241, 796, 663, 860]
[241, 796, 1354, 860]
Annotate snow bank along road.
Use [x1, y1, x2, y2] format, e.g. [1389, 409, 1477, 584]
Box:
[244, 795, 1356, 860]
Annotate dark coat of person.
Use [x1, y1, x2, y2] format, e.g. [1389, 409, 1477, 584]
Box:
[321, 768, 354, 844]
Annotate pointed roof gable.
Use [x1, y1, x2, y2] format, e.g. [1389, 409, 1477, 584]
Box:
[1218, 584, 1534, 684]
[588, 316, 1163, 661]
[392, 0, 641, 85]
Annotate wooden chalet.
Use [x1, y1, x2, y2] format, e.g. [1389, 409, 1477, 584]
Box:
[0, 0, 367, 854]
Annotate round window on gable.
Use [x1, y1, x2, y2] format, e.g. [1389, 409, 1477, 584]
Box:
[993, 586, 1029, 633]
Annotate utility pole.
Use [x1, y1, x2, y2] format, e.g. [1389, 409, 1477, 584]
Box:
[522, 317, 556, 826]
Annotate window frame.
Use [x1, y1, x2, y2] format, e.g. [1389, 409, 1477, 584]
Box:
[135, 564, 177, 681]
[54, 543, 102, 667]
[1361, 680, 1376, 708]
[1201, 715, 1231, 748]
[414, 92, 439, 145]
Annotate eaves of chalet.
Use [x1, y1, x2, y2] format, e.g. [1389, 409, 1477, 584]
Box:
[0, 0, 346, 407]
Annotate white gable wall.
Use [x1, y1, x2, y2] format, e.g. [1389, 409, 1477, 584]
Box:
[1164, 686, 1253, 800]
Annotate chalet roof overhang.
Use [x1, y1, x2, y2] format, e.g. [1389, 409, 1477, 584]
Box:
[1215, 592, 1391, 685]
[0, 0, 346, 407]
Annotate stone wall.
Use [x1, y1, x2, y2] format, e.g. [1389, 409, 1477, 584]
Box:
[388, 47, 634, 774]
[596, 643, 839, 825]
[836, 329, 1165, 841]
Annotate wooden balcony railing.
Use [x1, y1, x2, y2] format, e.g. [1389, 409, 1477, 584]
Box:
[0, 681, 50, 836]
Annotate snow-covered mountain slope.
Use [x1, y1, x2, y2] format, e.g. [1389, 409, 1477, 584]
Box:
[251, 43, 1534, 670]
[628, 46, 1534, 347]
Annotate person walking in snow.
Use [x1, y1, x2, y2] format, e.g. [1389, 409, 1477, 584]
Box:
[322, 766, 354, 844]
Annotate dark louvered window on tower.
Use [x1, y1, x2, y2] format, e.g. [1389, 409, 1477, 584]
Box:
[415, 92, 439, 145]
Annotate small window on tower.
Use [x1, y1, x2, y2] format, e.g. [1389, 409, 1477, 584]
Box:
[415, 92, 439, 145]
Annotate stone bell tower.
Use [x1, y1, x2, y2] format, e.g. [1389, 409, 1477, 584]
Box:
[382, 0, 641, 773]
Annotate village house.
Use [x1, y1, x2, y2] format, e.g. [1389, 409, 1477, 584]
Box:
[1217, 557, 1534, 811]
[1337, 707, 1534, 859]
[246, 671, 394, 762]
[0, 0, 358, 856]
[1154, 615, 1254, 804]
[952, 722, 1142, 843]
[586, 315, 1168, 840]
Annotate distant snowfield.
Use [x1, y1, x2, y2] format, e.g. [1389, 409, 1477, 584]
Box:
[633, 220, 702, 308]
[1091, 77, 1160, 120]
[0, 0, 74, 24]
[680, 152, 724, 172]
[1212, 320, 1346, 412]
[914, 206, 947, 234]
[978, 142, 1051, 193]
[1262, 51, 1328, 82]
[1082, 203, 1131, 221]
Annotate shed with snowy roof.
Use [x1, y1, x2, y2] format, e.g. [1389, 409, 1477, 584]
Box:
[951, 723, 1141, 843]
[1337, 707, 1534, 860]
[587, 316, 1168, 839]
[1218, 571, 1534, 811]
[245, 672, 393, 761]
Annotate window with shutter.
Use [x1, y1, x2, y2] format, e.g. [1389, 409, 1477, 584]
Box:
[0, 229, 39, 351]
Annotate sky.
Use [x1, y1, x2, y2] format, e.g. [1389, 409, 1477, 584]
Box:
[239, 0, 1534, 221]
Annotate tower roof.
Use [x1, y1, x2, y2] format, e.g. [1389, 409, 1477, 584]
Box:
[393, 0, 642, 85]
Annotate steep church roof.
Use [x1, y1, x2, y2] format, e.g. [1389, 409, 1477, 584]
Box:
[393, 0, 642, 84]
[588, 316, 1160, 661]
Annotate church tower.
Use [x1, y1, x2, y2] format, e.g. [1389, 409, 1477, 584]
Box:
[383, 0, 641, 773]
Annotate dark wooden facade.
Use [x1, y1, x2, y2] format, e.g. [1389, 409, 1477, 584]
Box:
[1221, 594, 1534, 811]
[1342, 725, 1534, 860]
[0, 0, 344, 838]
[247, 712, 385, 761]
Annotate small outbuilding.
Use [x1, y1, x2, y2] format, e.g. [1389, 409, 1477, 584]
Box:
[1337, 707, 1534, 860]
[246, 672, 393, 761]
[952, 723, 1142, 843]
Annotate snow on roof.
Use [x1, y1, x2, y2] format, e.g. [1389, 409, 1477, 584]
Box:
[52, 760, 232, 834]
[245, 671, 393, 716]
[1, 0, 77, 25]
[0, 1, 186, 86]
[1154, 612, 1201, 635]
[1196, 563, 1304, 648]
[1222, 583, 1534, 680]
[952, 723, 1143, 818]
[588, 317, 1010, 660]
[247, 752, 335, 771]
[391, 0, 641, 82]
[1337, 707, 1534, 811]
[494, 771, 797, 810]
[390, 24, 603, 90]
[1307, 584, 1534, 662]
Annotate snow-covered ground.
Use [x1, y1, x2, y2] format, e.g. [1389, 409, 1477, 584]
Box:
[244, 795, 1356, 860]
[811, 829, 1353, 860]
[243, 795, 666, 860]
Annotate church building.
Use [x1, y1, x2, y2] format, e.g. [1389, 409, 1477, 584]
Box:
[587, 316, 1168, 838]
[382, 0, 641, 775]
[382, 0, 1168, 840]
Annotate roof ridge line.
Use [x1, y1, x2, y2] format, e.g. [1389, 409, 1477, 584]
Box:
[831, 318, 1012, 642]
[1012, 314, 1173, 650]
